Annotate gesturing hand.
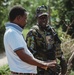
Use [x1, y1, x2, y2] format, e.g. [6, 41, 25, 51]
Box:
[42, 60, 57, 70]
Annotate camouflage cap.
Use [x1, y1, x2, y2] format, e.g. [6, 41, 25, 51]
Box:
[36, 5, 48, 17]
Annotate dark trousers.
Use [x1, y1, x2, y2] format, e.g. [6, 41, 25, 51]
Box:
[58, 57, 67, 74]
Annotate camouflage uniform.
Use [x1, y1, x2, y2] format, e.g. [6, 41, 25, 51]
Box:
[26, 5, 67, 75]
[26, 25, 67, 75]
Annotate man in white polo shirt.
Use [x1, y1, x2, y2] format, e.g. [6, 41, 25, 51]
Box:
[3, 5, 56, 75]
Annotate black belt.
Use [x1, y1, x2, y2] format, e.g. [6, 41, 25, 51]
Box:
[11, 71, 36, 75]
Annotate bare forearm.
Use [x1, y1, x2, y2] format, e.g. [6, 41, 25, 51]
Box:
[15, 49, 56, 69]
[24, 55, 47, 68]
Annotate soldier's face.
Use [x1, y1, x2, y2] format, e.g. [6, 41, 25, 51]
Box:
[37, 15, 48, 28]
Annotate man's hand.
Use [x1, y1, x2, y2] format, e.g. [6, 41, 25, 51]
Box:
[47, 60, 57, 68]
[42, 60, 57, 70]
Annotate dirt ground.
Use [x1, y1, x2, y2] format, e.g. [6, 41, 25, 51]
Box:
[0, 52, 8, 67]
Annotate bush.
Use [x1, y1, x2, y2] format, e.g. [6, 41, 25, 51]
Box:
[0, 26, 5, 53]
[0, 64, 10, 75]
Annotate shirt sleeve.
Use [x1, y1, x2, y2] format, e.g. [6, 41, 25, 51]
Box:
[26, 30, 36, 54]
[7, 30, 24, 51]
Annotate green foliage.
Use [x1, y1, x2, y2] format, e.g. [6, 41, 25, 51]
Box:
[23, 28, 29, 39]
[57, 27, 73, 60]
[0, 26, 5, 53]
[0, 64, 10, 75]
[70, 71, 74, 75]
[0, 0, 9, 53]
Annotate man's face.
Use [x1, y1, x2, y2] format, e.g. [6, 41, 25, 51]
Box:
[21, 13, 27, 28]
[18, 12, 27, 28]
[37, 15, 48, 28]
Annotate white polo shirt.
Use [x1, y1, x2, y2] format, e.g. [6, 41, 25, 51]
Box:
[3, 22, 37, 73]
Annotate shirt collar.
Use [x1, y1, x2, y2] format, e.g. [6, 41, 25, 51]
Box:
[5, 22, 23, 32]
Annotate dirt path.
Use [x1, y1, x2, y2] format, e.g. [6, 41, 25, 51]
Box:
[0, 52, 8, 67]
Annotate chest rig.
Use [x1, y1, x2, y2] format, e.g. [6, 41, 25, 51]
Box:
[32, 25, 56, 60]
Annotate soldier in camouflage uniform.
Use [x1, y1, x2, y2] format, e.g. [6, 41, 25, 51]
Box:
[26, 5, 67, 75]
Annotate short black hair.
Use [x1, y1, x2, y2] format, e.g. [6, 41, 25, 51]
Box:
[9, 5, 26, 22]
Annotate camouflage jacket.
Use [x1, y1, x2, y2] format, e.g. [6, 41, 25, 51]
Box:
[26, 25, 63, 60]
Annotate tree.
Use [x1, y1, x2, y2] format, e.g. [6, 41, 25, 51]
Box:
[0, 0, 10, 53]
